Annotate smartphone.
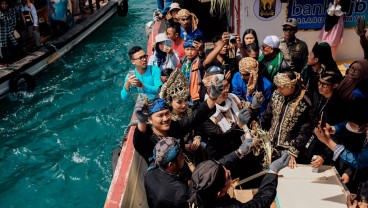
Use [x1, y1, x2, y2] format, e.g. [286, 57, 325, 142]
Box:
[194, 34, 202, 42]
[128, 70, 135, 77]
[221, 64, 230, 74]
[319, 112, 326, 128]
[357, 17, 366, 33]
[164, 39, 172, 47]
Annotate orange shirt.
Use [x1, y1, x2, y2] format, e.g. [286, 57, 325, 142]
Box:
[172, 39, 185, 59]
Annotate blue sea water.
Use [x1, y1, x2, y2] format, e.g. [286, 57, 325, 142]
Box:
[0, 0, 156, 207]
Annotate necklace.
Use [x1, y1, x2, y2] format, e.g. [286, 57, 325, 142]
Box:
[317, 96, 330, 116]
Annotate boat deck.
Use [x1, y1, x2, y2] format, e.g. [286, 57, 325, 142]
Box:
[0, 1, 118, 98]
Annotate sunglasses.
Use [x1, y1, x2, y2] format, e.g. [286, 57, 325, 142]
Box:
[241, 73, 250, 77]
[180, 17, 191, 21]
[283, 28, 295, 32]
[132, 54, 148, 61]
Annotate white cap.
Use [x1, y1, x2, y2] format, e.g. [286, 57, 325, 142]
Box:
[263, 35, 280, 48]
[155, 33, 170, 44]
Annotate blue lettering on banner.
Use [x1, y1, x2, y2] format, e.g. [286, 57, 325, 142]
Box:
[287, 0, 368, 30]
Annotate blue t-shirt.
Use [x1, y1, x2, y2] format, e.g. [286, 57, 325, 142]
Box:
[180, 27, 204, 42]
[121, 65, 162, 101]
[231, 72, 272, 114]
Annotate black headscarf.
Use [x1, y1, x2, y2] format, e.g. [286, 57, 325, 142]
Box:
[337, 59, 368, 101]
[188, 160, 226, 208]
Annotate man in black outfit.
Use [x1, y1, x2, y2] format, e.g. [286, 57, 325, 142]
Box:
[188, 151, 291, 208]
[144, 137, 188, 208]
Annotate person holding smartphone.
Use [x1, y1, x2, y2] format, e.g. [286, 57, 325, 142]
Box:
[166, 23, 185, 59]
[148, 33, 180, 71]
[121, 46, 162, 101]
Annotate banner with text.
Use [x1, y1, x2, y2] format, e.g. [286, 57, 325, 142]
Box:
[287, 0, 368, 30]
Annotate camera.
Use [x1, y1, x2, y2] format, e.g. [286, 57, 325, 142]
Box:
[229, 33, 236, 44]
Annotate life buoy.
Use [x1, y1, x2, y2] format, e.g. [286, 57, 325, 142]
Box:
[117, 0, 128, 17]
[9, 73, 35, 93]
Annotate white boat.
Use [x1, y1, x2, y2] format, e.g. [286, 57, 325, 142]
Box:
[105, 0, 365, 207]
[0, 0, 128, 99]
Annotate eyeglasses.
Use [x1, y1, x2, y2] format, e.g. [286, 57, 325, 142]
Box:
[132, 54, 148, 61]
[283, 28, 295, 32]
[240, 73, 250, 77]
[317, 80, 332, 88]
[349, 64, 359, 73]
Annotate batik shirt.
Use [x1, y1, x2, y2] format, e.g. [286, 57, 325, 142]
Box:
[0, 2, 22, 47]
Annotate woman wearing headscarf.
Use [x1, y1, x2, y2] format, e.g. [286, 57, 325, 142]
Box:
[336, 59, 368, 101]
[148, 33, 179, 71]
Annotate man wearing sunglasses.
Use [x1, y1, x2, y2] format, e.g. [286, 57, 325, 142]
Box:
[279, 18, 308, 73]
[121, 46, 162, 100]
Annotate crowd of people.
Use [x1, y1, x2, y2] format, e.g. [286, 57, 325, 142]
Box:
[120, 1, 368, 207]
[0, 0, 105, 66]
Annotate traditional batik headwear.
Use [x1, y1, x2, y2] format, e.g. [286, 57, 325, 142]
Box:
[152, 137, 180, 167]
[177, 9, 199, 32]
[274, 71, 306, 118]
[274, 72, 300, 88]
[149, 98, 170, 116]
[239, 57, 259, 96]
[160, 69, 190, 102]
[319, 67, 343, 84]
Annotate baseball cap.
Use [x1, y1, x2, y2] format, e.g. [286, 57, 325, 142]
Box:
[283, 18, 298, 28]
